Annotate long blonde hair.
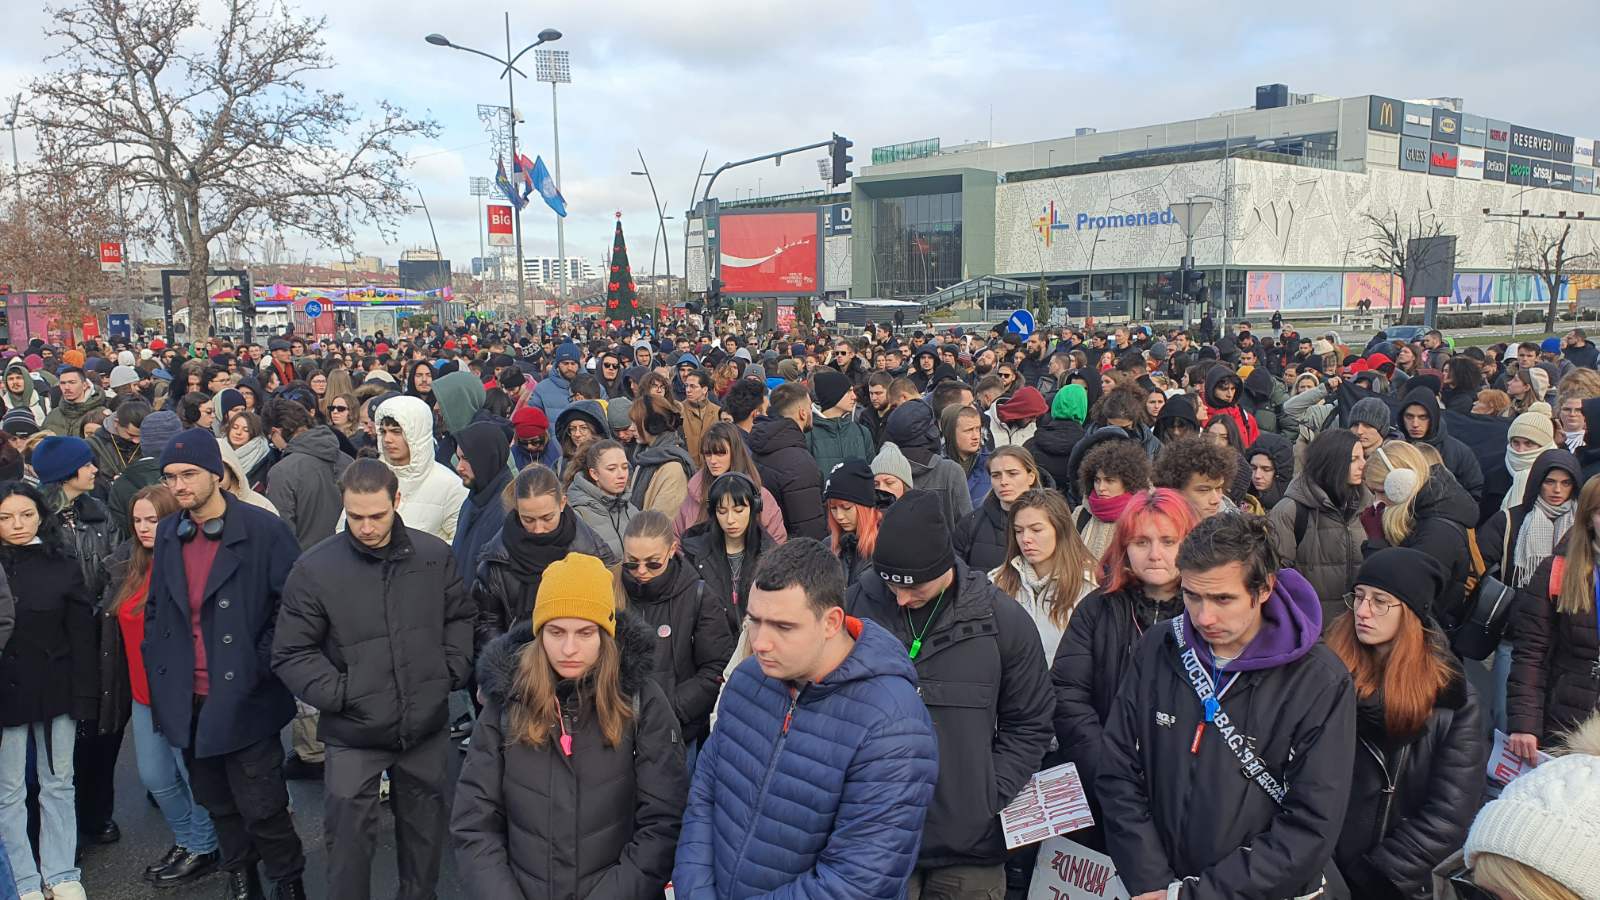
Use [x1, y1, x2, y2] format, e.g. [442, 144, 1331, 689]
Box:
[992, 489, 1096, 628]
[1556, 477, 1600, 615]
[508, 628, 633, 749]
[1362, 441, 1430, 546]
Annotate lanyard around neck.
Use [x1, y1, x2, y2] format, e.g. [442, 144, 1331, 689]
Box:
[904, 587, 947, 660]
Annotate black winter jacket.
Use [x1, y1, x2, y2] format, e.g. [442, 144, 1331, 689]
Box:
[272, 521, 475, 750]
[952, 493, 1009, 574]
[619, 556, 734, 745]
[748, 417, 827, 541]
[846, 559, 1054, 869]
[1334, 648, 1486, 900]
[1508, 544, 1600, 740]
[94, 543, 136, 735]
[1051, 586, 1183, 813]
[0, 541, 96, 728]
[680, 522, 767, 635]
[1097, 590, 1356, 899]
[1025, 416, 1084, 494]
[1394, 387, 1484, 504]
[1365, 465, 1478, 629]
[470, 515, 618, 653]
[55, 491, 120, 600]
[450, 612, 687, 900]
[1476, 449, 1581, 583]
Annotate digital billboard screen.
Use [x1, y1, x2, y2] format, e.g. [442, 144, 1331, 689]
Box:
[716, 209, 824, 297]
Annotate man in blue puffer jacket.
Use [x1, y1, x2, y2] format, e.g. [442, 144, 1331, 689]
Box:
[673, 538, 939, 899]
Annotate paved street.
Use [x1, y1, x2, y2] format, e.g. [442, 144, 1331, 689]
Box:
[80, 732, 469, 900]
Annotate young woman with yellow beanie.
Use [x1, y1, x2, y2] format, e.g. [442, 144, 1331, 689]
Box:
[452, 552, 688, 899]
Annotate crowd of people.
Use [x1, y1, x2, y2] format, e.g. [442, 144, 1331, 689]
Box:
[0, 313, 1596, 900]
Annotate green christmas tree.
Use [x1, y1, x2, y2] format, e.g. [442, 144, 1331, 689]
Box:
[606, 212, 639, 324]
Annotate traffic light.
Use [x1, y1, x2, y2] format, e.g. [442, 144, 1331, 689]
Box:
[1183, 269, 1209, 305]
[829, 133, 854, 187]
[1158, 270, 1180, 297]
[706, 277, 722, 313]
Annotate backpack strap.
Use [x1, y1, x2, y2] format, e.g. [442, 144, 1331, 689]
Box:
[1076, 507, 1092, 532]
[1292, 500, 1311, 549]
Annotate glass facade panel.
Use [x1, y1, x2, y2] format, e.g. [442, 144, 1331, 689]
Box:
[871, 191, 964, 298]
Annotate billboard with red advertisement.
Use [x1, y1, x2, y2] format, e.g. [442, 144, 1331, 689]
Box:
[717, 209, 823, 297]
[487, 205, 514, 247]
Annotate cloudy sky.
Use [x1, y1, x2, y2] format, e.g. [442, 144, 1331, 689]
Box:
[2, 0, 1595, 278]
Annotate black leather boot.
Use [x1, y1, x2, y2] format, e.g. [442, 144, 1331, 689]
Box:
[144, 845, 184, 880]
[153, 848, 220, 888]
[221, 867, 265, 900]
[271, 876, 307, 900]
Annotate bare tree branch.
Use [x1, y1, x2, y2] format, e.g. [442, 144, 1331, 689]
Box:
[27, 0, 436, 336]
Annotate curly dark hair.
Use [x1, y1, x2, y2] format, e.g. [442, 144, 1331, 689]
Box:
[1080, 439, 1153, 497]
[1153, 434, 1237, 490]
[1093, 384, 1147, 426]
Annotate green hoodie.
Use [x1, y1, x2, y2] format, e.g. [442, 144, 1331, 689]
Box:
[1051, 383, 1087, 423]
[432, 370, 486, 434]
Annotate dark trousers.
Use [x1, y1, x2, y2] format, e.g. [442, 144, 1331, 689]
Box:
[324, 731, 449, 900]
[183, 697, 305, 883]
[73, 725, 124, 829]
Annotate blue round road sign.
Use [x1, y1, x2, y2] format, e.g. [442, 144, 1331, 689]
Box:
[1006, 308, 1035, 338]
[304, 300, 324, 319]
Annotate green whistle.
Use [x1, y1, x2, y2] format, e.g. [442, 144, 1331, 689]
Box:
[909, 638, 922, 660]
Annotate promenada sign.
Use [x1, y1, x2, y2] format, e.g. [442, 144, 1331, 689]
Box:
[1034, 200, 1177, 246]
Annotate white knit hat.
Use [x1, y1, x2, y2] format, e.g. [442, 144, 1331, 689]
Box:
[1465, 744, 1600, 899]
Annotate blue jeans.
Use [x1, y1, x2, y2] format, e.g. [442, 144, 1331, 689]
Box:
[131, 702, 218, 853]
[0, 716, 78, 895]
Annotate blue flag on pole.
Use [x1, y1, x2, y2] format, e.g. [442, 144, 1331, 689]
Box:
[531, 155, 567, 218]
[495, 158, 524, 210]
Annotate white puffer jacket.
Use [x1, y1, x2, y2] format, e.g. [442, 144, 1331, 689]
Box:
[352, 394, 469, 542]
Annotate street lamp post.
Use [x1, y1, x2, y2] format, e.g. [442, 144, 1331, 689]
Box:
[425, 20, 562, 321]
[3, 95, 20, 205]
[535, 48, 572, 303]
[632, 150, 672, 318]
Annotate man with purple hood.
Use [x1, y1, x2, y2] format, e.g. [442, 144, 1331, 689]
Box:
[1098, 512, 1355, 900]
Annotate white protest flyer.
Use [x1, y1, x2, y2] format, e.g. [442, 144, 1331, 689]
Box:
[999, 762, 1095, 850]
[1488, 729, 1553, 787]
[1027, 835, 1130, 900]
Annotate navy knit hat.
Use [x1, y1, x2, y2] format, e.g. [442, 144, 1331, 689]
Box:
[139, 411, 183, 458]
[1, 408, 37, 438]
[554, 343, 581, 365]
[158, 426, 225, 478]
[32, 436, 94, 485]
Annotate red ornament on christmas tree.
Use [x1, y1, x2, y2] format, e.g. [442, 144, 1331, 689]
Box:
[605, 215, 640, 326]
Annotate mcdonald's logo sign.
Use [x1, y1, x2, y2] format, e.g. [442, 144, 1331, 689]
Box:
[1370, 95, 1401, 134]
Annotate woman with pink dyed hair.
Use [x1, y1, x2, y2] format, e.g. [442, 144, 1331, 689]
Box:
[1049, 488, 1198, 843]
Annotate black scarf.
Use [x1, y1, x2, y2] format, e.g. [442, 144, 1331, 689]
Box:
[500, 506, 578, 580]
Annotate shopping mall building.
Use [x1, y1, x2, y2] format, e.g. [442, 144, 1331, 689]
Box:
[689, 85, 1600, 321]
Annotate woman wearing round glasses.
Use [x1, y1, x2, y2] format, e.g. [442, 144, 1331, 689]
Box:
[1327, 547, 1486, 900]
[616, 511, 732, 749]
